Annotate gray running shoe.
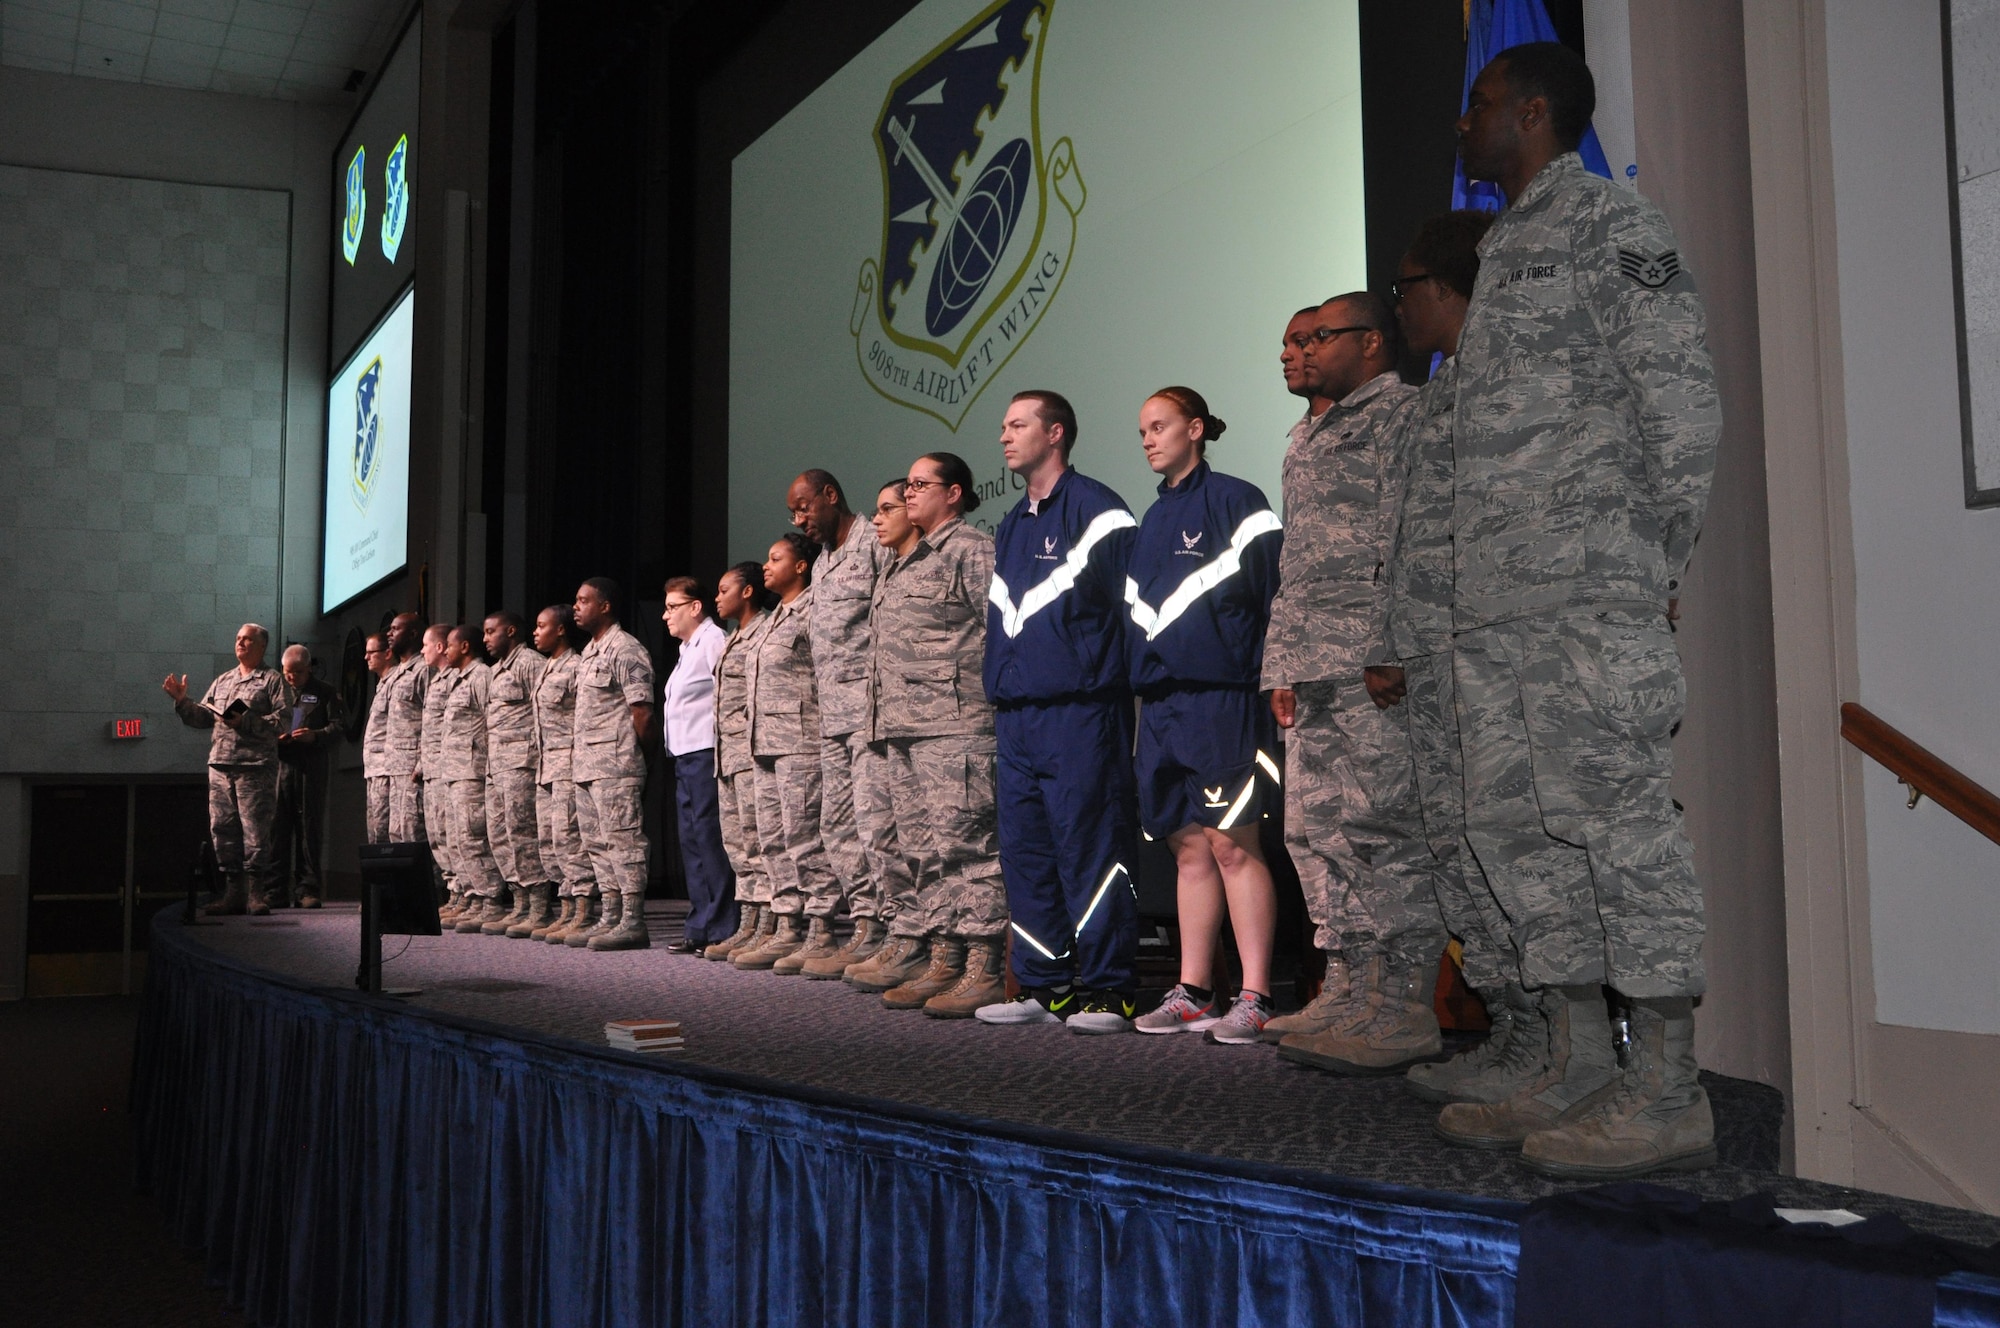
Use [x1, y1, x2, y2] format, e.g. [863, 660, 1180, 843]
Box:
[974, 987, 1073, 1025]
[1134, 984, 1220, 1035]
[1067, 991, 1136, 1036]
[1205, 992, 1274, 1045]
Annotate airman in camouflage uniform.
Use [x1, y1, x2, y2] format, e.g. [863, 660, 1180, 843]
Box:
[861, 503, 1007, 1014]
[439, 631, 509, 933]
[570, 579, 657, 952]
[484, 614, 550, 937]
[739, 579, 841, 972]
[704, 605, 771, 960]
[379, 614, 429, 845]
[794, 472, 903, 977]
[1434, 45, 1721, 1180]
[166, 622, 289, 915]
[361, 633, 395, 844]
[417, 625, 457, 908]
[1262, 294, 1448, 1071]
[532, 611, 597, 943]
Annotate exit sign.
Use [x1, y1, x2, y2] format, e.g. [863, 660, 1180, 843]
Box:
[109, 718, 144, 740]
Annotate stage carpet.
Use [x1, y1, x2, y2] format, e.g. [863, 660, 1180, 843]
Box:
[133, 903, 2000, 1327]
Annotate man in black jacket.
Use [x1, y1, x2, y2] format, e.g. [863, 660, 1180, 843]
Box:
[274, 644, 345, 908]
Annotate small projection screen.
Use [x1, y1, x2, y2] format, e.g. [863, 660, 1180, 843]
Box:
[322, 287, 414, 613]
[728, 0, 1366, 554]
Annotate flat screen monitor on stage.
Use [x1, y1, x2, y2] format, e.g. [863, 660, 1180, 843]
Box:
[728, 0, 1366, 554]
[321, 288, 415, 613]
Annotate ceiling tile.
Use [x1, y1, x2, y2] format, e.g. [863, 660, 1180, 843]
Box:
[3, 53, 75, 72]
[73, 44, 141, 77]
[2, 29, 77, 62]
[286, 34, 356, 66]
[229, 2, 307, 36]
[280, 57, 349, 87]
[212, 44, 281, 74]
[159, 0, 239, 18]
[8, 0, 86, 17]
[153, 11, 228, 44]
[209, 69, 276, 97]
[5, 7, 82, 38]
[147, 34, 220, 67]
[221, 23, 291, 56]
[79, 0, 156, 33]
[77, 18, 150, 52]
[145, 56, 216, 87]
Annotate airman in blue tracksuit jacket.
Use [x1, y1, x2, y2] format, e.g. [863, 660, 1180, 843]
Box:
[1125, 460, 1284, 839]
[986, 469, 1140, 997]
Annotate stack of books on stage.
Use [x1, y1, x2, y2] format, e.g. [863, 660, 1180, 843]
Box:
[604, 1019, 684, 1054]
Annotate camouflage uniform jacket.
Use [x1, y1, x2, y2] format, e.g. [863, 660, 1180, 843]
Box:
[1262, 370, 1418, 687]
[749, 589, 821, 758]
[1453, 152, 1720, 630]
[419, 664, 451, 782]
[378, 654, 427, 778]
[870, 516, 996, 741]
[486, 644, 546, 772]
[1382, 360, 1458, 661]
[715, 611, 769, 778]
[362, 673, 392, 777]
[439, 662, 492, 781]
[174, 666, 287, 766]
[810, 514, 892, 739]
[533, 650, 581, 784]
[572, 625, 655, 782]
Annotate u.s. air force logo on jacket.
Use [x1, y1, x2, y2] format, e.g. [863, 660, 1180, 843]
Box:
[849, 0, 1086, 429]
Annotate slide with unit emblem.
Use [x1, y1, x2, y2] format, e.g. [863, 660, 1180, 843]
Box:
[730, 0, 1366, 555]
[321, 287, 414, 613]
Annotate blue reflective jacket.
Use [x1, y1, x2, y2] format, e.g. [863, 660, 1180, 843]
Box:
[1125, 460, 1282, 692]
[985, 468, 1137, 705]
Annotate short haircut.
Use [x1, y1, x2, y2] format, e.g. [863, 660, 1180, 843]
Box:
[1010, 390, 1079, 454]
[916, 451, 981, 512]
[1292, 305, 1322, 320]
[364, 632, 387, 652]
[798, 468, 848, 510]
[281, 643, 309, 665]
[448, 624, 485, 661]
[774, 532, 820, 583]
[484, 609, 527, 635]
[1325, 290, 1402, 364]
[423, 622, 450, 643]
[1404, 210, 1496, 300]
[581, 576, 623, 619]
[723, 561, 779, 613]
[243, 623, 270, 645]
[663, 575, 715, 621]
[539, 603, 586, 651]
[1494, 41, 1596, 151]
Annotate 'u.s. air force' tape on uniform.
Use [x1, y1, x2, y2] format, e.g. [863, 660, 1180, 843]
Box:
[988, 508, 1137, 638]
[1124, 510, 1283, 640]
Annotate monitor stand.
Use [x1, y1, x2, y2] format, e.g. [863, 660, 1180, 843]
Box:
[356, 881, 422, 997]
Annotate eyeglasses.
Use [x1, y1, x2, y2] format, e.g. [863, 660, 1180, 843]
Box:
[663, 599, 698, 612]
[1308, 325, 1374, 345]
[903, 477, 944, 494]
[1390, 272, 1440, 301]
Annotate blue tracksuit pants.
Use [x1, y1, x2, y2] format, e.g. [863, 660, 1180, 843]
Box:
[996, 699, 1139, 992]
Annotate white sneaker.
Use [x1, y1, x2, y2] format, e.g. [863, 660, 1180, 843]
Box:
[1204, 992, 1274, 1045]
[1134, 984, 1221, 1035]
[1066, 991, 1137, 1035]
[974, 988, 1071, 1025]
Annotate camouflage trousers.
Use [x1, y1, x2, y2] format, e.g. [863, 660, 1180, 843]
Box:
[822, 730, 910, 923]
[536, 778, 597, 898]
[576, 775, 648, 901]
[207, 763, 278, 884]
[717, 767, 767, 905]
[364, 775, 391, 845]
[1399, 651, 1516, 994]
[388, 774, 426, 844]
[884, 734, 1008, 942]
[1284, 679, 1447, 969]
[1453, 609, 1705, 998]
[422, 776, 454, 893]
[751, 753, 840, 918]
[446, 778, 505, 898]
[486, 765, 546, 887]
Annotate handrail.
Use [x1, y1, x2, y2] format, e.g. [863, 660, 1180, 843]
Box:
[1839, 703, 2000, 847]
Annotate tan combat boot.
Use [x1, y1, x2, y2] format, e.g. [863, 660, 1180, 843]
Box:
[531, 895, 574, 942]
[733, 912, 804, 970]
[482, 884, 528, 935]
[772, 916, 840, 976]
[1278, 957, 1444, 1075]
[1520, 997, 1716, 1179]
[566, 890, 620, 947]
[883, 938, 966, 1010]
[803, 916, 884, 980]
[846, 934, 930, 993]
[1435, 984, 1618, 1150]
[588, 888, 651, 950]
[922, 938, 1006, 1019]
[509, 883, 556, 938]
[552, 894, 598, 944]
[1259, 953, 1366, 1043]
[202, 873, 250, 917]
[1407, 983, 1551, 1104]
[455, 895, 501, 934]
[704, 904, 761, 961]
[438, 888, 467, 926]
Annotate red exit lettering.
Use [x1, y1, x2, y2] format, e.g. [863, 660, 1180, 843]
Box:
[112, 718, 143, 739]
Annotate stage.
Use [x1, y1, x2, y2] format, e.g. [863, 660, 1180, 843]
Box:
[132, 903, 2000, 1327]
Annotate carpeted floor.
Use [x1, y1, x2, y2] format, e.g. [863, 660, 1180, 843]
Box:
[0, 993, 246, 1327]
[180, 900, 2000, 1248]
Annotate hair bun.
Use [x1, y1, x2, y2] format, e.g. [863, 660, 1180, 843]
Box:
[1205, 415, 1228, 441]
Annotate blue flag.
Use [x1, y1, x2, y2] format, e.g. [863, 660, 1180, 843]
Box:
[1453, 0, 1612, 211]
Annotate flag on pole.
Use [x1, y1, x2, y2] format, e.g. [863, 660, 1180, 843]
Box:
[1453, 0, 1612, 211]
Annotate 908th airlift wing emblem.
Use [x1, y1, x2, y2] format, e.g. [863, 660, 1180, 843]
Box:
[351, 357, 383, 513]
[342, 145, 366, 267]
[850, 0, 1085, 430]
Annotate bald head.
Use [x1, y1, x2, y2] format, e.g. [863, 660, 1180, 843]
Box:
[281, 644, 311, 689]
